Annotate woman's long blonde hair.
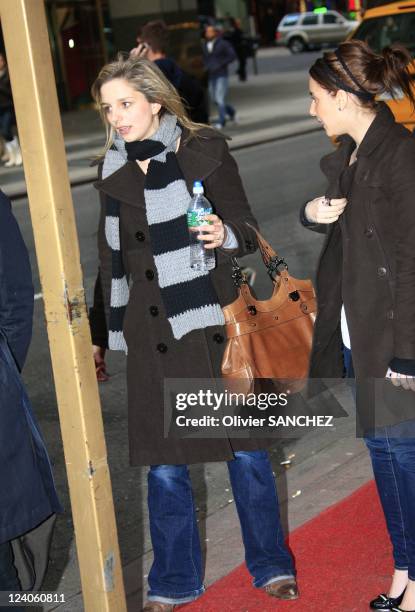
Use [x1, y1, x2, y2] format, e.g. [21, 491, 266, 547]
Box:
[91, 54, 207, 153]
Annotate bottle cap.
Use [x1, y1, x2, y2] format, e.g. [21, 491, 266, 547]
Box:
[193, 180, 204, 195]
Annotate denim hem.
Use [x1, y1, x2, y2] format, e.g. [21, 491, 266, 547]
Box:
[147, 585, 205, 605]
[262, 574, 296, 587]
[254, 571, 295, 589]
[395, 566, 409, 570]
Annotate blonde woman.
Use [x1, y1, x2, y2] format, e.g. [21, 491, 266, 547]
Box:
[90, 56, 297, 611]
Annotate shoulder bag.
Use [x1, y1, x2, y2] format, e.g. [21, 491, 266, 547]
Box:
[221, 225, 317, 394]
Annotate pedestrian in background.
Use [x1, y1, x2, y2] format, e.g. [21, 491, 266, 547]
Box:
[224, 17, 248, 82]
[0, 190, 61, 605]
[203, 25, 237, 129]
[91, 55, 298, 612]
[130, 20, 208, 124]
[0, 51, 22, 167]
[301, 40, 415, 612]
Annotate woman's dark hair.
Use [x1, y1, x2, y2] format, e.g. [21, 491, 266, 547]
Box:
[309, 39, 415, 110]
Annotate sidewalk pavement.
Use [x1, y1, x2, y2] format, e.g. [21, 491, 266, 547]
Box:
[0, 48, 321, 199]
[50, 387, 372, 611]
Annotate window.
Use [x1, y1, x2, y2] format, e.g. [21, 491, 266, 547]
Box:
[324, 14, 338, 24]
[302, 15, 319, 26]
[282, 15, 299, 26]
[353, 13, 415, 55]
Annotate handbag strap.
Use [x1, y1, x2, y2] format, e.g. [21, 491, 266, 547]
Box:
[245, 223, 288, 277]
[231, 224, 300, 302]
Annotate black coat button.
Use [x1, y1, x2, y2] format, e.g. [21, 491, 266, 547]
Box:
[213, 333, 224, 344]
[150, 306, 159, 316]
[377, 267, 387, 278]
[135, 231, 145, 242]
[145, 269, 155, 280]
[157, 343, 167, 353]
[364, 227, 374, 238]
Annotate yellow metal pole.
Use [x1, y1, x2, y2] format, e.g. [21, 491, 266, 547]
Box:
[0, 1, 127, 610]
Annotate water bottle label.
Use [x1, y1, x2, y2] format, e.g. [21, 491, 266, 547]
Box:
[187, 208, 213, 227]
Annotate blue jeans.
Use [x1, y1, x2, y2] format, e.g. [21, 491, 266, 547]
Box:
[147, 450, 295, 604]
[0, 540, 24, 611]
[344, 347, 415, 580]
[208, 76, 235, 126]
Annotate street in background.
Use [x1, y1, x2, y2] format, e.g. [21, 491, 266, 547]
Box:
[276, 10, 357, 54]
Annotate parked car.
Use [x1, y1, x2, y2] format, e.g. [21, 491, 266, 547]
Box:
[350, 0, 415, 131]
[276, 11, 357, 53]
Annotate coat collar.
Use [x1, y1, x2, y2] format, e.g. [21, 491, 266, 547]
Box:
[320, 103, 396, 180]
[355, 102, 396, 158]
[93, 128, 223, 207]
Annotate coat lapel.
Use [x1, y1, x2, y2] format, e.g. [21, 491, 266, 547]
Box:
[93, 161, 145, 207]
[178, 137, 222, 192]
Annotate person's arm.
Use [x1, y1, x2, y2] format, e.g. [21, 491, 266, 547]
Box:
[221, 39, 237, 65]
[215, 39, 237, 72]
[0, 191, 33, 370]
[88, 184, 114, 379]
[203, 137, 259, 257]
[89, 270, 108, 349]
[387, 138, 415, 378]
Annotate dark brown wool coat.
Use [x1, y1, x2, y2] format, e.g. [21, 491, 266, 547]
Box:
[304, 104, 415, 427]
[90, 129, 267, 466]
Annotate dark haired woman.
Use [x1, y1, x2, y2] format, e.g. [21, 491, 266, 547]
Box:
[301, 41, 415, 612]
[90, 56, 297, 612]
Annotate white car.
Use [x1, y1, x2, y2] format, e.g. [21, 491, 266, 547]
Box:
[276, 11, 357, 53]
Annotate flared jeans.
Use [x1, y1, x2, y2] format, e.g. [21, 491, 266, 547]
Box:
[146, 450, 295, 604]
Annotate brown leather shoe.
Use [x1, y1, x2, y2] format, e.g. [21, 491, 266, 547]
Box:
[141, 602, 176, 612]
[264, 578, 299, 600]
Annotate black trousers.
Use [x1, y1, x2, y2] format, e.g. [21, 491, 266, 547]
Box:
[0, 540, 23, 611]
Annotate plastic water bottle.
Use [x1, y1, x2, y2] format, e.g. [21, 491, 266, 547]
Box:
[187, 180, 216, 271]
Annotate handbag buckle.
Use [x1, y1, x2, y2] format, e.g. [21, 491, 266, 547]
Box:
[267, 256, 288, 279]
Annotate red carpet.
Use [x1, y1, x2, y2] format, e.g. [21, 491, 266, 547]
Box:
[186, 481, 393, 611]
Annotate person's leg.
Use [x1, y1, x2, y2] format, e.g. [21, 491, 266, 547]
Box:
[0, 540, 20, 591]
[216, 75, 235, 121]
[0, 540, 24, 612]
[227, 450, 295, 588]
[365, 433, 409, 601]
[386, 432, 415, 610]
[0, 110, 13, 142]
[208, 77, 217, 122]
[214, 77, 228, 127]
[146, 464, 204, 605]
[238, 55, 247, 81]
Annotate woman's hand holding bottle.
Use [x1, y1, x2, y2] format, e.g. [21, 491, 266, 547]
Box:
[305, 196, 348, 224]
[195, 214, 226, 249]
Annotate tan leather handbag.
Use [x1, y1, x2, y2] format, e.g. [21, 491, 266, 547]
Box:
[221, 226, 317, 394]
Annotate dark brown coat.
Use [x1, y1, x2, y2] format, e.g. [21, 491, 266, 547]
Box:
[304, 104, 415, 427]
[91, 129, 266, 465]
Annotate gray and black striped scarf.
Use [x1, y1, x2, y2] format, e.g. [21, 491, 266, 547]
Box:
[102, 113, 224, 351]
